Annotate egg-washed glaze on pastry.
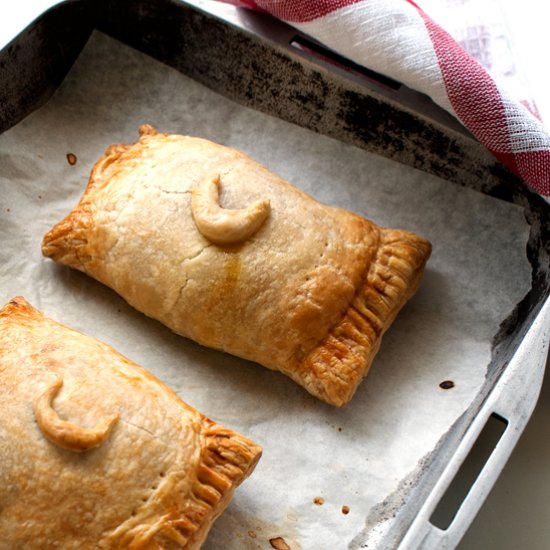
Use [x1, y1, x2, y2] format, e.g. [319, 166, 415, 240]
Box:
[42, 125, 432, 407]
[0, 297, 261, 550]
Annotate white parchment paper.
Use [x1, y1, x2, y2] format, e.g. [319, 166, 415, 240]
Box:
[0, 32, 531, 549]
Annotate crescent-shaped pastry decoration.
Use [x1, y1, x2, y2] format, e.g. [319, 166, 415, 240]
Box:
[34, 377, 119, 452]
[191, 175, 270, 245]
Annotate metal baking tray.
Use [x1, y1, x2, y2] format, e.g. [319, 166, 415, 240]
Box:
[1, 1, 548, 549]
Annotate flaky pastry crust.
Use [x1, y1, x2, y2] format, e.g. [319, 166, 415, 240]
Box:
[0, 297, 261, 549]
[42, 125, 431, 406]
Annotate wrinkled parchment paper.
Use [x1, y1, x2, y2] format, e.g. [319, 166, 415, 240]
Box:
[0, 32, 531, 549]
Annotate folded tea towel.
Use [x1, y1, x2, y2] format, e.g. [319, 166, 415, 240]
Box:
[220, 0, 550, 197]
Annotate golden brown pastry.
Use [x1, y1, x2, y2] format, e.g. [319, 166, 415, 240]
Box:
[0, 296, 261, 549]
[42, 125, 431, 407]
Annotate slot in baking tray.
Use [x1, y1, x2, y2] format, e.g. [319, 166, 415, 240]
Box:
[1, 1, 548, 548]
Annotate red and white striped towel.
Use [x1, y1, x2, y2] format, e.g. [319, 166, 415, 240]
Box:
[219, 0, 550, 197]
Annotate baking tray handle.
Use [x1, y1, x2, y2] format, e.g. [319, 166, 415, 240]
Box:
[398, 299, 550, 550]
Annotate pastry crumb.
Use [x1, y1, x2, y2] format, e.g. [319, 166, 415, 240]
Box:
[342, 505, 350, 515]
[248, 530, 257, 538]
[439, 380, 455, 390]
[66, 153, 77, 166]
[269, 537, 291, 550]
[313, 496, 325, 506]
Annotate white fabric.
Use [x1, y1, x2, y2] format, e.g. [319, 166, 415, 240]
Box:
[294, 0, 456, 116]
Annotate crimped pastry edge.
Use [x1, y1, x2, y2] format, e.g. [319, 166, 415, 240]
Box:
[295, 230, 432, 407]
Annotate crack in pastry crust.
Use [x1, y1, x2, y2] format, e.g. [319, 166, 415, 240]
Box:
[42, 126, 431, 406]
[0, 297, 261, 549]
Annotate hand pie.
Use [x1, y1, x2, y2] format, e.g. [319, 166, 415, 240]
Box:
[0, 297, 261, 549]
[42, 125, 431, 407]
